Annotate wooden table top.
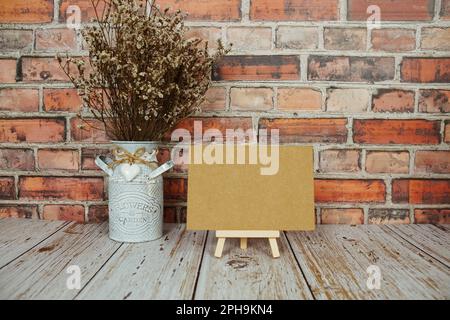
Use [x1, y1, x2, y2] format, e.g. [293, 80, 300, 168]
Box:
[0, 218, 448, 300]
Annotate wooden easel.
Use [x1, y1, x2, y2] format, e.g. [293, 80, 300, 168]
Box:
[214, 230, 280, 258]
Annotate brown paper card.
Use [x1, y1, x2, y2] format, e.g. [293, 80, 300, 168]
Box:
[186, 144, 315, 231]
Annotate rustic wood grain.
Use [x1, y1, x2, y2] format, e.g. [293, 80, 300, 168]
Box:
[76, 224, 206, 300]
[0, 222, 121, 299]
[286, 225, 450, 300]
[0, 218, 68, 268]
[194, 232, 313, 300]
[1, 219, 448, 300]
[387, 224, 450, 267]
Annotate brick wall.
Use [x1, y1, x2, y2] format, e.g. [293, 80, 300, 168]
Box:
[0, 0, 449, 224]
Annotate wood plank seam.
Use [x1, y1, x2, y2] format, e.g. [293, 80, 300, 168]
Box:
[283, 231, 316, 300]
[191, 230, 209, 300]
[72, 224, 206, 300]
[386, 224, 450, 268]
[72, 242, 125, 300]
[286, 226, 450, 300]
[0, 221, 71, 271]
[193, 231, 314, 300]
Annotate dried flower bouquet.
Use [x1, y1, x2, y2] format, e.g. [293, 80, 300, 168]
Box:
[58, 0, 229, 141]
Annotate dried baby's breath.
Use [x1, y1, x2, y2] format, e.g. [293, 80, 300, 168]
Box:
[58, 0, 229, 141]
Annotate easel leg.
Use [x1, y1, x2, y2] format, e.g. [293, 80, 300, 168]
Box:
[215, 231, 281, 258]
[215, 238, 226, 258]
[268, 238, 280, 258]
[240, 238, 247, 250]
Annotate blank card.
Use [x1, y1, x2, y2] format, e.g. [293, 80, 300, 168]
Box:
[186, 145, 315, 231]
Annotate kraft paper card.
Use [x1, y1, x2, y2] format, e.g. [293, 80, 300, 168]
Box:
[186, 144, 315, 231]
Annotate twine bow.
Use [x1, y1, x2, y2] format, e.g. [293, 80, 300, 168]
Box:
[108, 146, 159, 169]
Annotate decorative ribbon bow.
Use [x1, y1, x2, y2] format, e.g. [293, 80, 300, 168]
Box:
[108, 146, 159, 169]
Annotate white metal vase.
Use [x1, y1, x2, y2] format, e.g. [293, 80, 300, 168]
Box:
[95, 141, 173, 243]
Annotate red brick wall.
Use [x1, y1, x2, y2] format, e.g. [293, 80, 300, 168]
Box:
[0, 0, 449, 224]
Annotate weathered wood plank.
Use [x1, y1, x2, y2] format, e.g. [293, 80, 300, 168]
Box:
[287, 225, 450, 300]
[76, 224, 206, 300]
[0, 222, 122, 299]
[194, 232, 313, 300]
[0, 218, 68, 268]
[1, 219, 448, 300]
[387, 224, 450, 267]
[436, 224, 449, 232]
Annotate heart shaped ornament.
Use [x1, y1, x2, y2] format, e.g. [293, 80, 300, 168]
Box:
[120, 163, 141, 182]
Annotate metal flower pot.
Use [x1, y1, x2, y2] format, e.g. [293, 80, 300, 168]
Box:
[95, 141, 173, 243]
